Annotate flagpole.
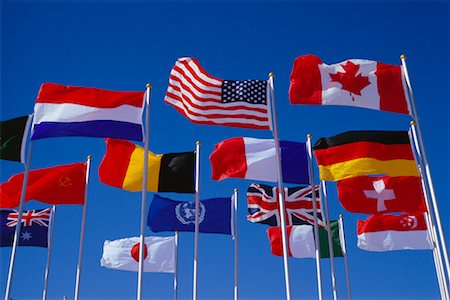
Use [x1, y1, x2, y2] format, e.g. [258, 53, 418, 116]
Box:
[307, 134, 323, 300]
[74, 155, 92, 300]
[193, 141, 200, 300]
[233, 188, 239, 300]
[42, 205, 57, 300]
[268, 72, 292, 300]
[138, 84, 152, 300]
[5, 140, 34, 300]
[401, 55, 450, 285]
[338, 215, 352, 300]
[320, 181, 338, 300]
[174, 231, 179, 300]
[408, 128, 448, 299]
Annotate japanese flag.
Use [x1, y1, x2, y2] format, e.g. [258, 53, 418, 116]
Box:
[100, 236, 175, 273]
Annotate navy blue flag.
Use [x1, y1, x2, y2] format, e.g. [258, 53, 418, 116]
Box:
[148, 194, 232, 235]
[0, 208, 51, 247]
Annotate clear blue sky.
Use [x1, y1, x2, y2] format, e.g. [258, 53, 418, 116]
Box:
[1, 1, 448, 299]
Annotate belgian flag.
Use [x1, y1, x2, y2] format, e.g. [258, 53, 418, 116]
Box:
[313, 131, 418, 181]
[99, 138, 195, 193]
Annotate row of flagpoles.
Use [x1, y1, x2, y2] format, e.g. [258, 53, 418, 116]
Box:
[1, 54, 449, 300]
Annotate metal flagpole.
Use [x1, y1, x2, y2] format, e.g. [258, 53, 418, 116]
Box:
[233, 188, 239, 300]
[306, 134, 323, 300]
[137, 84, 152, 300]
[42, 205, 57, 300]
[338, 215, 352, 300]
[401, 55, 450, 285]
[320, 181, 338, 300]
[174, 231, 179, 300]
[74, 155, 92, 300]
[5, 140, 34, 300]
[193, 141, 200, 300]
[408, 128, 448, 299]
[268, 72, 292, 300]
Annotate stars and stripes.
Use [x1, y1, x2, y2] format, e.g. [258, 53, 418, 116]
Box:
[247, 183, 324, 227]
[6, 208, 51, 227]
[164, 57, 271, 130]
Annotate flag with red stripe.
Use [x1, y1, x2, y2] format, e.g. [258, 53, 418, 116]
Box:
[164, 57, 271, 130]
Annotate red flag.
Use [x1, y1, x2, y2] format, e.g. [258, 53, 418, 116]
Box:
[0, 162, 86, 208]
[337, 176, 427, 214]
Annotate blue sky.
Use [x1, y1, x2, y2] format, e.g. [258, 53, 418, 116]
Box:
[1, 1, 449, 299]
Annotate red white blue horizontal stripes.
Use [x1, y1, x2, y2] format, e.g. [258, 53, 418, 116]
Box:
[31, 83, 145, 140]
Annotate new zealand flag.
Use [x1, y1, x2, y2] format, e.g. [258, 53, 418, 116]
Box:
[0, 208, 51, 247]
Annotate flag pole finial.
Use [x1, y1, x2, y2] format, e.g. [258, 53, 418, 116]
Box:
[234, 188, 238, 192]
[146, 83, 152, 88]
[269, 72, 274, 78]
[87, 155, 92, 160]
[400, 54, 406, 60]
[410, 121, 416, 126]
[307, 133, 312, 139]
[339, 214, 343, 219]
[196, 141, 200, 145]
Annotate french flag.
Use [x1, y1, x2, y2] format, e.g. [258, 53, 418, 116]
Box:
[31, 83, 145, 141]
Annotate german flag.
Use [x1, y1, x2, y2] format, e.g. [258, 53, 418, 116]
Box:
[313, 131, 418, 181]
[99, 138, 195, 193]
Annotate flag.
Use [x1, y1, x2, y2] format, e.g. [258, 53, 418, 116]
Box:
[0, 162, 86, 208]
[337, 175, 427, 214]
[99, 138, 195, 193]
[357, 213, 433, 252]
[31, 83, 145, 140]
[0, 115, 32, 163]
[147, 194, 232, 235]
[164, 57, 271, 130]
[313, 130, 418, 181]
[100, 236, 175, 273]
[247, 183, 324, 227]
[0, 208, 51, 247]
[289, 54, 410, 115]
[267, 221, 343, 259]
[210, 137, 309, 184]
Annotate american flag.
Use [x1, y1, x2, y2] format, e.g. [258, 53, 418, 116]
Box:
[247, 183, 324, 227]
[164, 57, 271, 130]
[6, 208, 51, 227]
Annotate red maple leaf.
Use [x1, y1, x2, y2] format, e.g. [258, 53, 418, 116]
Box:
[329, 61, 370, 101]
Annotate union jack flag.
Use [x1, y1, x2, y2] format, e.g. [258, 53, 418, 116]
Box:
[6, 208, 51, 227]
[247, 183, 324, 227]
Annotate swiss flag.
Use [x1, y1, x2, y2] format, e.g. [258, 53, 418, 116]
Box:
[289, 54, 410, 115]
[337, 175, 427, 214]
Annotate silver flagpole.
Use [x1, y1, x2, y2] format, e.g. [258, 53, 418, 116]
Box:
[137, 84, 152, 300]
[320, 181, 338, 300]
[174, 231, 179, 300]
[193, 141, 200, 300]
[42, 205, 57, 300]
[408, 128, 448, 299]
[424, 212, 449, 300]
[74, 155, 92, 300]
[268, 72, 292, 300]
[401, 55, 450, 285]
[233, 188, 239, 300]
[5, 140, 34, 300]
[338, 215, 352, 300]
[306, 134, 323, 300]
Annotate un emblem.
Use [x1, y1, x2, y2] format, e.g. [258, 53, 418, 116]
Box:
[175, 202, 206, 225]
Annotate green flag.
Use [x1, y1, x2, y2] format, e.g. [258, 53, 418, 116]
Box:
[0, 115, 31, 163]
[318, 220, 344, 258]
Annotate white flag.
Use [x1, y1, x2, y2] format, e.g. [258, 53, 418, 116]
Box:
[100, 236, 175, 273]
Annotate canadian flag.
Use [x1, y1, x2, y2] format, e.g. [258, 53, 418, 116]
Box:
[357, 213, 433, 252]
[289, 54, 410, 115]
